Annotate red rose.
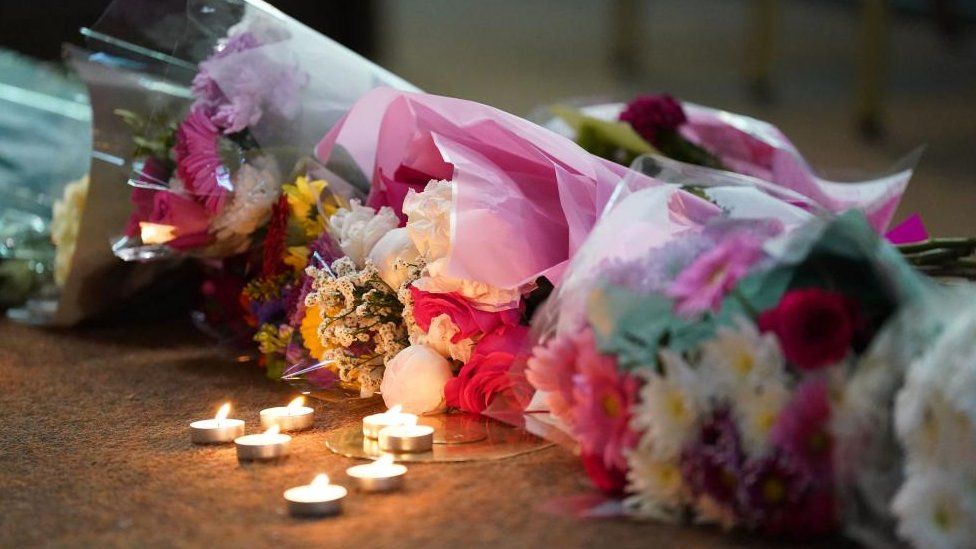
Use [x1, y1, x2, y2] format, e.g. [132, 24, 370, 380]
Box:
[758, 288, 860, 370]
[411, 287, 521, 343]
[581, 451, 628, 496]
[445, 325, 528, 413]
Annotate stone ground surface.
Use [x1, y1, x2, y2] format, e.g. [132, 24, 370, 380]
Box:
[0, 317, 848, 548]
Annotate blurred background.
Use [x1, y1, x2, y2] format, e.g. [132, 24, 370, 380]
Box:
[1, 0, 974, 235]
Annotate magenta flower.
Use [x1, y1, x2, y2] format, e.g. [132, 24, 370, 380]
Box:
[570, 338, 639, 472]
[680, 408, 745, 509]
[738, 451, 813, 535]
[174, 107, 230, 214]
[666, 231, 765, 317]
[618, 94, 687, 145]
[771, 378, 833, 472]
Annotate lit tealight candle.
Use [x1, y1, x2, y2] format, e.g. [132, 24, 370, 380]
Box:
[235, 424, 291, 462]
[284, 473, 347, 517]
[190, 403, 245, 444]
[362, 405, 417, 439]
[378, 424, 435, 453]
[260, 396, 314, 432]
[346, 454, 407, 492]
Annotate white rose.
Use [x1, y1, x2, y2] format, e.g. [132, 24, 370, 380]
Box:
[328, 200, 398, 267]
[403, 179, 453, 260]
[367, 227, 419, 289]
[380, 344, 454, 414]
[410, 313, 475, 363]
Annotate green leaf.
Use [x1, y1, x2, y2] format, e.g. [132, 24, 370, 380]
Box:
[552, 105, 656, 165]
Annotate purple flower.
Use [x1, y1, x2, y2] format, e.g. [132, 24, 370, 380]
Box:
[619, 94, 687, 145]
[192, 32, 262, 112]
[666, 231, 765, 318]
[680, 409, 745, 508]
[191, 30, 307, 135]
[738, 451, 813, 533]
[771, 379, 833, 473]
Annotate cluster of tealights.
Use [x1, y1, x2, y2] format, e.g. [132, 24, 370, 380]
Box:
[188, 399, 421, 518]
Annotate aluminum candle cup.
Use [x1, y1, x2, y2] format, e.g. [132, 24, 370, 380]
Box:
[190, 403, 244, 444]
[346, 456, 407, 492]
[284, 474, 346, 517]
[362, 405, 417, 439]
[235, 426, 291, 462]
[378, 424, 435, 453]
[260, 397, 314, 432]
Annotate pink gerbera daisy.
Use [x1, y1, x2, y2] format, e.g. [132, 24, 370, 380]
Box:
[570, 334, 639, 472]
[666, 231, 765, 317]
[174, 107, 231, 214]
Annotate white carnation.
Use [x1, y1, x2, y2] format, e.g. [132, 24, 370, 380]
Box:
[410, 313, 475, 363]
[404, 179, 521, 310]
[209, 154, 281, 255]
[329, 200, 398, 267]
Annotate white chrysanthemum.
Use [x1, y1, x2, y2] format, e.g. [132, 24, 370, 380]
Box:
[732, 378, 791, 457]
[897, 314, 976, 468]
[404, 179, 520, 310]
[209, 155, 281, 254]
[328, 200, 398, 267]
[892, 470, 976, 549]
[624, 449, 686, 521]
[409, 313, 474, 363]
[631, 353, 706, 461]
[698, 317, 787, 395]
[50, 175, 89, 287]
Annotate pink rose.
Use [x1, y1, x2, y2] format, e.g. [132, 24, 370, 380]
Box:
[444, 325, 528, 414]
[411, 287, 521, 343]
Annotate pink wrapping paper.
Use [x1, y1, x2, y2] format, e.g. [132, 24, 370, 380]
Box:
[316, 88, 633, 290]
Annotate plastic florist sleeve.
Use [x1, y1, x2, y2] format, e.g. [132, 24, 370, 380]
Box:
[77, 0, 417, 262]
[257, 88, 638, 404]
[496, 183, 934, 539]
[540, 96, 920, 233]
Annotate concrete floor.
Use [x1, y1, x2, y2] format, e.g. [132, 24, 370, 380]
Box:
[376, 0, 976, 236]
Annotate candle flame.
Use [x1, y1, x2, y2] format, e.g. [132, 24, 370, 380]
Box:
[375, 454, 395, 467]
[287, 396, 305, 410]
[264, 424, 281, 436]
[311, 473, 330, 488]
[139, 222, 177, 245]
[387, 404, 402, 415]
[215, 403, 231, 422]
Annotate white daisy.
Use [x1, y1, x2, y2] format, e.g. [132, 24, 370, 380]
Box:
[698, 317, 787, 396]
[732, 377, 791, 457]
[892, 470, 976, 549]
[631, 351, 706, 461]
[624, 449, 685, 521]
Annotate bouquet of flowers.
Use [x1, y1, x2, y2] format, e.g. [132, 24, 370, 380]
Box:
[80, 0, 416, 261]
[247, 87, 641, 410]
[512, 183, 932, 539]
[544, 94, 918, 233]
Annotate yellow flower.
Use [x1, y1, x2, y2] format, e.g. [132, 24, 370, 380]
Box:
[283, 176, 333, 238]
[300, 303, 328, 360]
[284, 245, 310, 273]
